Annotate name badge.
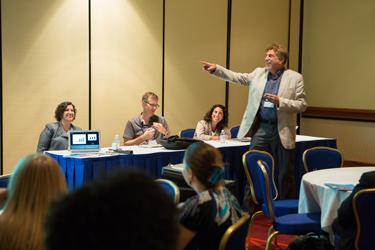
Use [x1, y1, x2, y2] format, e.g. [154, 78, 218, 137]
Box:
[264, 101, 274, 108]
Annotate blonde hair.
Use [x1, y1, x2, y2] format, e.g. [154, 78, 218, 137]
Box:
[142, 92, 158, 102]
[0, 154, 68, 250]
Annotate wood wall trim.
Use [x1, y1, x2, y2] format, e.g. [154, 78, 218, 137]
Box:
[343, 160, 375, 167]
[301, 107, 375, 122]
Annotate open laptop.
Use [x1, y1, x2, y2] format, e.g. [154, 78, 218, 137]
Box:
[68, 130, 101, 154]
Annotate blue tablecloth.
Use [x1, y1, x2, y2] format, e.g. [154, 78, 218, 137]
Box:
[46, 136, 337, 203]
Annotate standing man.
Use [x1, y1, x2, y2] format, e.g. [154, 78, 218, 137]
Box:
[200, 43, 307, 213]
[123, 92, 170, 146]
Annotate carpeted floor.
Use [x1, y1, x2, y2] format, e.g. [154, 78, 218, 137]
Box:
[247, 213, 295, 250]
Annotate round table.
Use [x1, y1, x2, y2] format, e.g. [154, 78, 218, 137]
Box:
[298, 167, 375, 232]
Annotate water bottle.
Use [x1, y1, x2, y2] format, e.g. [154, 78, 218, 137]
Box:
[220, 130, 225, 143]
[114, 135, 120, 148]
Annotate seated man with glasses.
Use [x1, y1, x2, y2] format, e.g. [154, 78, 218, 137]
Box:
[123, 92, 171, 146]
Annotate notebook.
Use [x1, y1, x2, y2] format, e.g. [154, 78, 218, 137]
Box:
[68, 130, 101, 154]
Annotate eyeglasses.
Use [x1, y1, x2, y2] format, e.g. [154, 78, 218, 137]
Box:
[144, 101, 160, 108]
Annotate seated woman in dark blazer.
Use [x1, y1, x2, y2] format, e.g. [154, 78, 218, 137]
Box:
[37, 101, 81, 153]
[177, 142, 242, 250]
[193, 104, 231, 140]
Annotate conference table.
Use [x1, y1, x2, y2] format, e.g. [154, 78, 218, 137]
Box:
[298, 167, 375, 233]
[46, 135, 336, 203]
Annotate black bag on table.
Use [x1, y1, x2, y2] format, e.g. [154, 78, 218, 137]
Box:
[160, 135, 202, 150]
[287, 232, 335, 250]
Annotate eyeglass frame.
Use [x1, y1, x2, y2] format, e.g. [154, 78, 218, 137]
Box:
[144, 101, 160, 108]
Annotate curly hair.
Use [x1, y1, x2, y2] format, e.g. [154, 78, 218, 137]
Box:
[45, 170, 178, 250]
[265, 43, 289, 65]
[203, 104, 229, 134]
[184, 142, 224, 189]
[54, 102, 77, 122]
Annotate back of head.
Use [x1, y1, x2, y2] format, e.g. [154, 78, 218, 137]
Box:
[184, 142, 224, 189]
[0, 154, 68, 250]
[45, 170, 178, 250]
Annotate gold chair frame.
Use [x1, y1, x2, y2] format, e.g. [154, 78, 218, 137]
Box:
[353, 188, 375, 250]
[155, 178, 180, 205]
[302, 146, 343, 173]
[218, 213, 251, 250]
[178, 128, 196, 138]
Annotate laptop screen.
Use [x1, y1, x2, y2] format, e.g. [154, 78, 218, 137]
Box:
[68, 130, 101, 152]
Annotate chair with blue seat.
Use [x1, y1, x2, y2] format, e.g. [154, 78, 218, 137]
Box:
[0, 174, 11, 188]
[242, 150, 299, 246]
[155, 179, 180, 205]
[302, 146, 343, 173]
[353, 188, 375, 250]
[256, 160, 326, 250]
[218, 213, 251, 250]
[229, 125, 240, 138]
[178, 128, 195, 139]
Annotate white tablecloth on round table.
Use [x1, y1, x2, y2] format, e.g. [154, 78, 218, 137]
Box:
[298, 167, 375, 232]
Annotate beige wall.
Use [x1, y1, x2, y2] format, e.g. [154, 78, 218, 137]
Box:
[91, 0, 163, 147]
[301, 0, 375, 164]
[228, 0, 291, 128]
[164, 1, 228, 134]
[2, 0, 89, 174]
[2, 0, 375, 174]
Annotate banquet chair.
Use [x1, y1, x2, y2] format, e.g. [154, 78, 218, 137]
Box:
[218, 213, 250, 250]
[302, 146, 343, 173]
[229, 125, 240, 138]
[155, 179, 180, 205]
[0, 174, 11, 188]
[256, 160, 325, 250]
[178, 128, 195, 139]
[243, 151, 299, 246]
[353, 188, 375, 250]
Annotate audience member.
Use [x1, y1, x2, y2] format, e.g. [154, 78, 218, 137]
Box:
[37, 101, 82, 153]
[331, 170, 375, 250]
[177, 142, 243, 250]
[193, 104, 231, 140]
[0, 154, 68, 250]
[200, 43, 308, 213]
[45, 170, 178, 250]
[123, 92, 170, 146]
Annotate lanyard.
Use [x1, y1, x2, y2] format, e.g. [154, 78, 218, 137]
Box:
[138, 114, 156, 142]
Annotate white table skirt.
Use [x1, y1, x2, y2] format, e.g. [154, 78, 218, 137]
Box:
[298, 167, 375, 232]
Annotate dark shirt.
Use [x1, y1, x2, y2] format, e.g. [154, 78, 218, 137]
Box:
[260, 67, 285, 121]
[179, 188, 242, 250]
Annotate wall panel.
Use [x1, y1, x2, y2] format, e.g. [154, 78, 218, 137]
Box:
[229, 0, 291, 129]
[302, 1, 375, 164]
[164, 0, 228, 135]
[301, 118, 375, 164]
[303, 0, 375, 109]
[2, 0, 89, 174]
[91, 0, 163, 147]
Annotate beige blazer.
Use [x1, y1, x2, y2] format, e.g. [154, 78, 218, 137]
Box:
[213, 65, 307, 149]
[193, 120, 231, 140]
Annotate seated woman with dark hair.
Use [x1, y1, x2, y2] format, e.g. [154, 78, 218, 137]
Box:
[193, 104, 231, 140]
[177, 142, 243, 250]
[0, 154, 68, 250]
[37, 101, 81, 153]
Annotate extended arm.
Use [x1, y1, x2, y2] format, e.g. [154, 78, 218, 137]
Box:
[176, 224, 196, 250]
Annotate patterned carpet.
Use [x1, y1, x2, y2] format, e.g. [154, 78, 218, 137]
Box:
[246, 213, 295, 250]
